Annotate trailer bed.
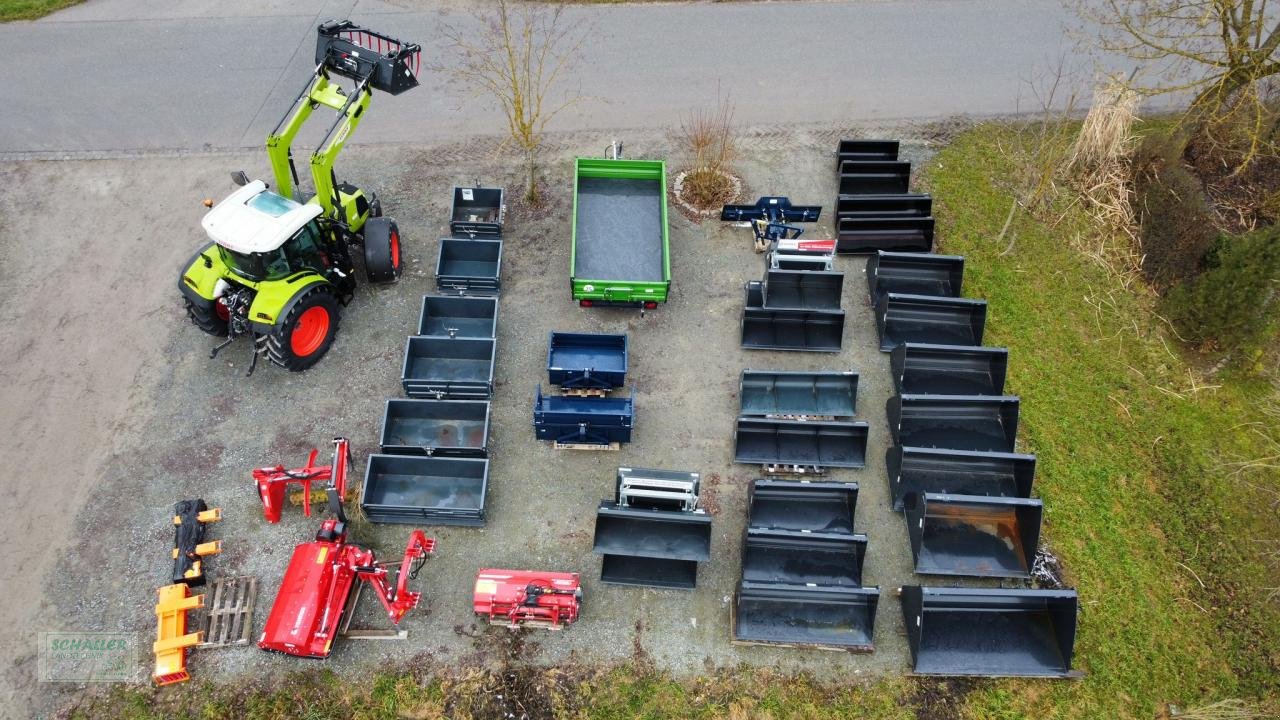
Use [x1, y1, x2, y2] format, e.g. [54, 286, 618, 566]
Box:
[574, 177, 664, 282]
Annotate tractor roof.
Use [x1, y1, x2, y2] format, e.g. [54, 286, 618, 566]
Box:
[201, 181, 322, 254]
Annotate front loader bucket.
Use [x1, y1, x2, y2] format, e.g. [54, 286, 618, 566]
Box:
[734, 581, 880, 651]
[905, 493, 1042, 578]
[763, 269, 844, 311]
[836, 217, 935, 254]
[901, 587, 1079, 677]
[741, 306, 846, 352]
[835, 139, 900, 168]
[875, 293, 986, 351]
[838, 160, 911, 195]
[741, 528, 867, 586]
[867, 251, 964, 303]
[886, 446, 1036, 511]
[739, 370, 858, 418]
[592, 502, 712, 589]
[836, 193, 931, 218]
[734, 418, 869, 469]
[887, 394, 1020, 453]
[891, 343, 1009, 395]
[747, 479, 857, 534]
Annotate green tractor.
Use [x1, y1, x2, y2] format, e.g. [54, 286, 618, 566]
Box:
[179, 21, 420, 373]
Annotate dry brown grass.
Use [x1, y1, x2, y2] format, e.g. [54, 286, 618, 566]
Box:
[676, 94, 739, 210]
[1175, 698, 1266, 719]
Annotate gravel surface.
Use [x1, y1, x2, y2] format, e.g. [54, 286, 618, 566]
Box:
[1, 123, 944, 717]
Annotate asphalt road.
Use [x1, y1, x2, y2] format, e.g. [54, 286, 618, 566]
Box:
[0, 0, 1124, 156]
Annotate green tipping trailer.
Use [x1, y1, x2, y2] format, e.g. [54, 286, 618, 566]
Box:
[570, 157, 671, 307]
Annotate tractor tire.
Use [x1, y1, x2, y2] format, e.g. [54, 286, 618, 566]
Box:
[363, 217, 402, 284]
[265, 285, 341, 372]
[184, 297, 229, 336]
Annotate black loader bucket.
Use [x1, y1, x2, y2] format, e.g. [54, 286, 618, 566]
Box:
[836, 193, 931, 218]
[741, 528, 867, 586]
[904, 493, 1042, 578]
[734, 418, 869, 469]
[887, 394, 1020, 453]
[836, 217, 935, 253]
[875, 293, 986, 351]
[763, 269, 844, 311]
[741, 307, 846, 352]
[835, 139, 900, 168]
[734, 581, 880, 651]
[838, 160, 911, 195]
[867, 251, 964, 303]
[886, 446, 1036, 511]
[739, 370, 858, 418]
[891, 343, 1009, 395]
[592, 502, 712, 589]
[747, 479, 857, 534]
[901, 587, 1079, 677]
[316, 21, 421, 95]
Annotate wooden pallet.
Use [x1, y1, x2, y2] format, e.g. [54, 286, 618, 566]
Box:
[762, 464, 825, 476]
[197, 576, 257, 648]
[553, 441, 620, 451]
[560, 388, 610, 398]
[764, 414, 836, 422]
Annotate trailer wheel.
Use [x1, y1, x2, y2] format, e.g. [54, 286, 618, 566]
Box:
[266, 285, 341, 371]
[184, 297, 229, 336]
[363, 217, 402, 283]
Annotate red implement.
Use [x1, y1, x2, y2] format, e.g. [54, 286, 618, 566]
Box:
[473, 569, 582, 630]
[253, 437, 350, 523]
[258, 500, 435, 658]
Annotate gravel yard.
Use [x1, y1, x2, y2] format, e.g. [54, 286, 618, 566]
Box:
[0, 125, 941, 717]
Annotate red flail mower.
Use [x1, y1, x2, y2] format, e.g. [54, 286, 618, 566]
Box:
[258, 492, 436, 658]
[253, 437, 350, 523]
[473, 569, 582, 629]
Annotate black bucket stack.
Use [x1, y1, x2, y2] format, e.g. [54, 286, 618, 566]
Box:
[733, 370, 869, 474]
[732, 479, 880, 650]
[362, 187, 507, 527]
[741, 269, 846, 352]
[861, 244, 1079, 678]
[591, 468, 711, 589]
[834, 140, 935, 253]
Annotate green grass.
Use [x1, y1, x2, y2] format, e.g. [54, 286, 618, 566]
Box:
[62, 124, 1280, 719]
[0, 0, 82, 22]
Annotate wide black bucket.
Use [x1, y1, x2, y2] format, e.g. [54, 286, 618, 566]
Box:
[835, 139, 900, 168]
[734, 581, 880, 651]
[763, 269, 844, 311]
[886, 446, 1036, 511]
[875, 293, 987, 351]
[836, 217, 934, 253]
[836, 193, 931, 218]
[741, 528, 867, 586]
[592, 502, 712, 589]
[891, 343, 1009, 395]
[747, 479, 857, 534]
[739, 370, 858, 418]
[734, 418, 869, 468]
[887, 394, 1020, 453]
[867, 251, 964, 303]
[901, 587, 1079, 677]
[741, 307, 846, 352]
[838, 160, 911, 195]
[904, 493, 1042, 578]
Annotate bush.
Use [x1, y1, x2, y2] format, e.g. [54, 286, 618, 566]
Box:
[1133, 133, 1219, 288]
[1163, 223, 1280, 356]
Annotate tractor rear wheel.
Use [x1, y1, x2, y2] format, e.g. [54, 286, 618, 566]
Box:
[184, 297, 229, 336]
[265, 285, 341, 372]
[363, 217, 402, 283]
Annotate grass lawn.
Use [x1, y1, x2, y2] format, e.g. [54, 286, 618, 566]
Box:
[63, 124, 1279, 719]
[0, 0, 81, 22]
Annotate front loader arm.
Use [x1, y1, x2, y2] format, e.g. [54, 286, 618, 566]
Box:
[356, 530, 436, 624]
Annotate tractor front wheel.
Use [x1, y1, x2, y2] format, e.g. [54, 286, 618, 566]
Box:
[266, 285, 341, 372]
[184, 297, 229, 336]
[363, 217, 402, 283]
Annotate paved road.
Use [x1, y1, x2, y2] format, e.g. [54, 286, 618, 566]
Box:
[0, 0, 1126, 155]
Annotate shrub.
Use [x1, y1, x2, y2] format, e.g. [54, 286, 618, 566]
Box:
[1132, 132, 1219, 288]
[1163, 223, 1280, 357]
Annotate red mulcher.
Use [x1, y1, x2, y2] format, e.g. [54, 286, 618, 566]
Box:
[258, 491, 436, 658]
[473, 569, 582, 629]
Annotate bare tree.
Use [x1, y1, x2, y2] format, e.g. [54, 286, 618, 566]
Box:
[1080, 0, 1279, 164]
[443, 0, 587, 204]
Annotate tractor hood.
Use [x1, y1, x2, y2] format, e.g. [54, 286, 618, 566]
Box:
[201, 180, 322, 254]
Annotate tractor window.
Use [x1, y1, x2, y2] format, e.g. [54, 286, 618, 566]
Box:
[219, 246, 292, 282]
[283, 224, 327, 273]
[247, 191, 299, 217]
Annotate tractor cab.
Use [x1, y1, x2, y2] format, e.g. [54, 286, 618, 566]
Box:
[201, 180, 332, 284]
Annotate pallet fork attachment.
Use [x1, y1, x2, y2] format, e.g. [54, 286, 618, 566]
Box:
[172, 499, 221, 586]
[153, 584, 204, 686]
